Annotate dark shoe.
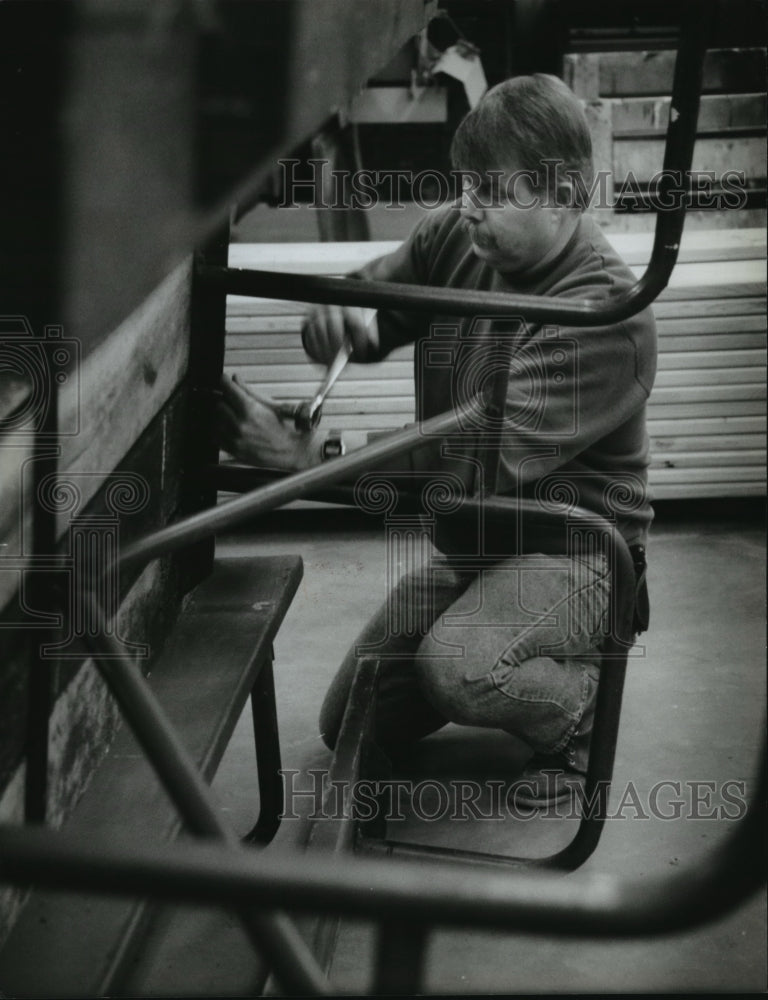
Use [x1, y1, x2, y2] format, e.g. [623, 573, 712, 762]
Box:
[511, 672, 598, 810]
[509, 754, 585, 809]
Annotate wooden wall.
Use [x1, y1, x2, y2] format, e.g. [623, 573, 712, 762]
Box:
[0, 264, 198, 943]
[563, 47, 767, 230]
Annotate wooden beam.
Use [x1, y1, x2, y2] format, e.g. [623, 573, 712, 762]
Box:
[655, 365, 765, 386]
[56, 260, 192, 529]
[650, 449, 765, 468]
[650, 433, 766, 453]
[648, 415, 765, 436]
[651, 482, 765, 498]
[612, 93, 767, 136]
[613, 135, 767, 182]
[228, 231, 766, 273]
[349, 86, 448, 124]
[651, 383, 765, 404]
[656, 348, 765, 370]
[565, 48, 767, 98]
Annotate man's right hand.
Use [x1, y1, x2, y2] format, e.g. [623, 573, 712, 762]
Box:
[301, 305, 379, 365]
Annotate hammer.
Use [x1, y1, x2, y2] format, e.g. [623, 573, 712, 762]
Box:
[277, 308, 376, 432]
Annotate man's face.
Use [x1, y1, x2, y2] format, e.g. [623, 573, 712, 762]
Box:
[459, 166, 567, 275]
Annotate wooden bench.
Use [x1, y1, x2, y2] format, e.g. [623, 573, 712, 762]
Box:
[0, 555, 302, 997]
[224, 229, 767, 500]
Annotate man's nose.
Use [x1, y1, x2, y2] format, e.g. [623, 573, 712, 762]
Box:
[459, 189, 484, 222]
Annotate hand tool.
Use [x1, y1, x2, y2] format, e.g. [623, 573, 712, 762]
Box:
[283, 308, 376, 433]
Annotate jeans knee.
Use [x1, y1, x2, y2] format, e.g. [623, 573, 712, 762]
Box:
[415, 633, 477, 726]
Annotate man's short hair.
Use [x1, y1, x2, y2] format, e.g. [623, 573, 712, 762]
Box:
[450, 74, 594, 208]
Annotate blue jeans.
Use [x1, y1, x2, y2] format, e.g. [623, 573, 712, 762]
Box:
[319, 551, 610, 757]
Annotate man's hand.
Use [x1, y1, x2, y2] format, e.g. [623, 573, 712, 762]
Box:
[301, 305, 379, 365]
[216, 374, 321, 471]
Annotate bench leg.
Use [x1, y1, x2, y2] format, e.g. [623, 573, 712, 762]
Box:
[301, 658, 381, 974]
[243, 649, 284, 845]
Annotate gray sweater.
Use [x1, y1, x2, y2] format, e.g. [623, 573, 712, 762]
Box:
[356, 206, 657, 548]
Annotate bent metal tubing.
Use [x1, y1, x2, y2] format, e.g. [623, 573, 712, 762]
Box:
[0, 751, 764, 935]
[75, 456, 635, 991]
[78, 419, 635, 992]
[197, 7, 708, 327]
[202, 476, 635, 874]
[79, 595, 329, 997]
[117, 396, 485, 574]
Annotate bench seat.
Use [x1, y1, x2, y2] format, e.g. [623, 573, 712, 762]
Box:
[0, 554, 303, 998]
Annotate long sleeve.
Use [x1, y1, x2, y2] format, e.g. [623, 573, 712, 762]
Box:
[351, 207, 453, 360]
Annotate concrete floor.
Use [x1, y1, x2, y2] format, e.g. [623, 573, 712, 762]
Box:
[126, 502, 766, 995]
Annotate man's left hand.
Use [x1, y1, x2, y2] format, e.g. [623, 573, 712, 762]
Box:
[216, 374, 321, 471]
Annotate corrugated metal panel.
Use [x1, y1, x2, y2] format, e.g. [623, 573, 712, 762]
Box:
[225, 229, 767, 498]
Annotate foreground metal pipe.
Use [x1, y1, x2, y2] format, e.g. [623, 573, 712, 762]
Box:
[80, 594, 330, 997]
[0, 750, 763, 935]
[199, 263, 666, 326]
[118, 395, 484, 575]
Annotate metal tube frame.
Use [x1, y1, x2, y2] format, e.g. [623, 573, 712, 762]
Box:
[347, 495, 635, 872]
[4, 3, 764, 993]
[0, 753, 764, 933]
[220, 480, 634, 873]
